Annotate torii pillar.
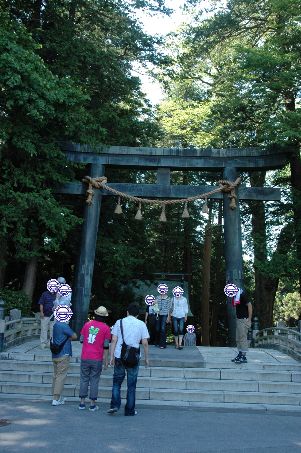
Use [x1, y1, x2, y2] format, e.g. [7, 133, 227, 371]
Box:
[71, 163, 104, 334]
[223, 167, 243, 346]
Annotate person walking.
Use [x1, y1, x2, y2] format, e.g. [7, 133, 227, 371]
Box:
[51, 317, 77, 406]
[107, 303, 149, 416]
[171, 286, 188, 350]
[155, 284, 172, 349]
[39, 279, 58, 349]
[78, 306, 111, 411]
[231, 290, 253, 364]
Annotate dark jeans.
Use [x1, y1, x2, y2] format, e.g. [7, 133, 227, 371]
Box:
[156, 315, 168, 347]
[79, 359, 103, 400]
[110, 358, 139, 416]
[147, 314, 157, 345]
[173, 317, 185, 336]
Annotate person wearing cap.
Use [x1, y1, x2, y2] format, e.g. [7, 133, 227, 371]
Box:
[170, 287, 188, 350]
[54, 277, 72, 309]
[78, 306, 111, 411]
[107, 303, 149, 416]
[39, 279, 58, 349]
[54, 283, 72, 310]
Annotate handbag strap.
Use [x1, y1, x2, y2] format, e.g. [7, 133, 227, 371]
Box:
[120, 319, 125, 342]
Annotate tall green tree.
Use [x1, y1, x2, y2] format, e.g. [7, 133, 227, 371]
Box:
[156, 0, 301, 328]
[0, 0, 168, 297]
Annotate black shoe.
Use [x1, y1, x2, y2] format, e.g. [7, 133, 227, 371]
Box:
[231, 353, 242, 363]
[240, 355, 247, 364]
[107, 407, 118, 414]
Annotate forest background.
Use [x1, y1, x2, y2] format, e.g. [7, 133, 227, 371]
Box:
[0, 0, 300, 345]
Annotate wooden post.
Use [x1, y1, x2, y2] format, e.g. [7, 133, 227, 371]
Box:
[223, 167, 244, 346]
[71, 163, 104, 334]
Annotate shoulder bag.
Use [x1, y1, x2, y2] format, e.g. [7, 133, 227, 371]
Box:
[120, 319, 140, 368]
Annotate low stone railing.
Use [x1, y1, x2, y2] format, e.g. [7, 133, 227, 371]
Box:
[254, 327, 301, 361]
[0, 317, 40, 352]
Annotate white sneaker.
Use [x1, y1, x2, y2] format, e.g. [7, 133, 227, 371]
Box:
[52, 399, 64, 406]
[58, 397, 66, 404]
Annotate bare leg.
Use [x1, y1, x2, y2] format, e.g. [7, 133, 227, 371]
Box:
[178, 335, 183, 349]
[174, 336, 179, 348]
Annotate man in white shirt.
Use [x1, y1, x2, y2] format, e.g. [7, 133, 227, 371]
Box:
[108, 303, 149, 416]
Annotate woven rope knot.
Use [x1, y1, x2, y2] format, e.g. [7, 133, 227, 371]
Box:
[218, 177, 241, 210]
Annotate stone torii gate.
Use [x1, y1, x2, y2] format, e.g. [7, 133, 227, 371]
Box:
[58, 143, 289, 341]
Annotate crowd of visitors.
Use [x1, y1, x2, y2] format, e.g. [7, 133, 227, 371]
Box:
[37, 279, 251, 414]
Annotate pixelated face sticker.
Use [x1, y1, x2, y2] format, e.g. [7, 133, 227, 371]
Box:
[224, 283, 239, 298]
[47, 279, 59, 293]
[58, 283, 72, 297]
[172, 286, 184, 298]
[186, 325, 195, 333]
[145, 295, 156, 306]
[53, 305, 73, 322]
[157, 283, 168, 294]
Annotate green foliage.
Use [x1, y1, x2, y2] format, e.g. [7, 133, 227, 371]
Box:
[0, 289, 32, 316]
[274, 291, 301, 323]
[158, 98, 214, 147]
[0, 1, 165, 285]
[155, 0, 301, 330]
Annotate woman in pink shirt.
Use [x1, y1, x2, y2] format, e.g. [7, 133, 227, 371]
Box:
[78, 306, 111, 411]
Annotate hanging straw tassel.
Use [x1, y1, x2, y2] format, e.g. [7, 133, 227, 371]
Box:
[159, 204, 167, 222]
[135, 202, 143, 220]
[182, 201, 190, 218]
[202, 197, 209, 214]
[114, 197, 123, 214]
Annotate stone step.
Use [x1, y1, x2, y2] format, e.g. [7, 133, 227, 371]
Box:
[205, 362, 301, 372]
[1, 392, 301, 413]
[1, 360, 300, 382]
[1, 381, 300, 406]
[4, 353, 301, 372]
[2, 370, 301, 394]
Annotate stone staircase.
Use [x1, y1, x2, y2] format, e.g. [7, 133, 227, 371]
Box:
[1, 341, 301, 412]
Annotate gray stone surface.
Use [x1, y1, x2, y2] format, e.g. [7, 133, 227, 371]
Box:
[0, 399, 301, 452]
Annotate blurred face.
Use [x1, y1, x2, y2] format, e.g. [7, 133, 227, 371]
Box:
[173, 286, 184, 298]
[157, 283, 168, 295]
[145, 295, 156, 306]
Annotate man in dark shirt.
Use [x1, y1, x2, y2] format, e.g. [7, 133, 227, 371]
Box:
[232, 291, 252, 364]
[39, 279, 58, 348]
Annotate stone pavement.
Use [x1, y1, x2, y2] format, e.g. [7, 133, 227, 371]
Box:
[0, 398, 301, 453]
[1, 340, 301, 452]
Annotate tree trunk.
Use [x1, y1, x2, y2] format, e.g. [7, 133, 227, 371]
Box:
[249, 171, 277, 328]
[201, 220, 212, 345]
[22, 256, 38, 300]
[284, 94, 301, 294]
[28, 0, 43, 31]
[210, 201, 224, 345]
[289, 149, 301, 295]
